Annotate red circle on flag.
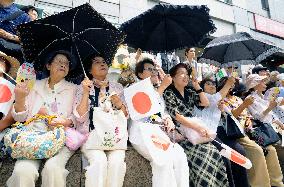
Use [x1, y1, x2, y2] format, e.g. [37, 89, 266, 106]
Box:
[0, 84, 12, 103]
[231, 150, 246, 165]
[132, 92, 152, 114]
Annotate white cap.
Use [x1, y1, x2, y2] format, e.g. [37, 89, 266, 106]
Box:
[277, 73, 284, 81]
[246, 74, 267, 90]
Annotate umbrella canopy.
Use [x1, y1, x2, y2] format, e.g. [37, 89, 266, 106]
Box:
[199, 32, 283, 67]
[120, 4, 215, 52]
[17, 3, 125, 80]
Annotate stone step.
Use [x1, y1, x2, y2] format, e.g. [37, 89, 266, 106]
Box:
[1, 145, 283, 186]
[0, 146, 152, 187]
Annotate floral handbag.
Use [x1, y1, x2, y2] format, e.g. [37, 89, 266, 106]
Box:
[4, 115, 65, 159]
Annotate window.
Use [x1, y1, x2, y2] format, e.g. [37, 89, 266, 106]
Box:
[261, 0, 269, 10]
[217, 0, 232, 5]
[224, 0, 232, 4]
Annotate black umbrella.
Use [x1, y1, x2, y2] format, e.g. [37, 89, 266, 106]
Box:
[120, 4, 216, 52]
[198, 32, 283, 67]
[17, 3, 125, 79]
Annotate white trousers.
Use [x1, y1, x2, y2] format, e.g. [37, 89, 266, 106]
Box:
[132, 142, 189, 187]
[7, 146, 74, 187]
[81, 144, 126, 187]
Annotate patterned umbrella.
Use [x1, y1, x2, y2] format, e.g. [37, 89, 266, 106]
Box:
[199, 32, 283, 68]
[120, 4, 215, 52]
[17, 3, 125, 80]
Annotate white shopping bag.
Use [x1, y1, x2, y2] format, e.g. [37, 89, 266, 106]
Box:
[85, 108, 128, 151]
[129, 122, 172, 165]
[179, 117, 216, 145]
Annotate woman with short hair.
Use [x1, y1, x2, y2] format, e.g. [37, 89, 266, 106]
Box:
[7, 50, 78, 187]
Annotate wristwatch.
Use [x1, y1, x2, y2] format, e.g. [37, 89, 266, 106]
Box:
[196, 88, 204, 94]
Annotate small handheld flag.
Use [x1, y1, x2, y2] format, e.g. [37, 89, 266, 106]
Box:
[216, 68, 228, 81]
[0, 77, 15, 117]
[124, 78, 161, 120]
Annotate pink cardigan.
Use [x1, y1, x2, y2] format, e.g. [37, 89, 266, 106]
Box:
[73, 82, 124, 134]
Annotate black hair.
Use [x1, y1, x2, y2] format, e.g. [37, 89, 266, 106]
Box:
[200, 78, 215, 90]
[83, 53, 106, 79]
[135, 58, 154, 80]
[21, 5, 38, 14]
[169, 63, 189, 78]
[184, 47, 194, 56]
[243, 88, 254, 98]
[217, 77, 228, 92]
[232, 83, 247, 98]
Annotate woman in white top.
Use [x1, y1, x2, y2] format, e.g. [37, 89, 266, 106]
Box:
[199, 77, 249, 187]
[7, 50, 78, 187]
[245, 74, 284, 187]
[75, 54, 128, 187]
[246, 74, 284, 133]
[129, 58, 189, 187]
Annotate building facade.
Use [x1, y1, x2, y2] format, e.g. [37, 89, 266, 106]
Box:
[15, 0, 284, 62]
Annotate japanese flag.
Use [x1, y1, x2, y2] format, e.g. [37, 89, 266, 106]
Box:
[0, 77, 15, 117]
[124, 78, 161, 120]
[220, 143, 252, 169]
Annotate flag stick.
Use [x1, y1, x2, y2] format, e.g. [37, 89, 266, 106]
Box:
[0, 67, 17, 83]
[209, 137, 250, 162]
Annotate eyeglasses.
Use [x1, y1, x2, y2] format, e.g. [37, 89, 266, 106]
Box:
[144, 67, 157, 73]
[52, 60, 70, 67]
[176, 72, 189, 78]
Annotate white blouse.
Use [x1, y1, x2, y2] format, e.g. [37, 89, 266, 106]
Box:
[194, 92, 222, 133]
[247, 91, 279, 129]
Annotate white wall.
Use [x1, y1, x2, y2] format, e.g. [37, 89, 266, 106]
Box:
[269, 0, 284, 23]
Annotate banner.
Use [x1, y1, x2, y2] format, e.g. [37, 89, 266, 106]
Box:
[0, 77, 15, 117]
[124, 78, 161, 120]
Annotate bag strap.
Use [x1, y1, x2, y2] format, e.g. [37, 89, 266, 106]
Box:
[89, 86, 109, 131]
[12, 114, 62, 128]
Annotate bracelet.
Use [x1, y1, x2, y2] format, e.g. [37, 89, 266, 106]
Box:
[196, 88, 203, 94]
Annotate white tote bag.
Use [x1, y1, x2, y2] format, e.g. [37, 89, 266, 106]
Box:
[85, 107, 128, 150]
[129, 122, 173, 165]
[179, 117, 216, 145]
